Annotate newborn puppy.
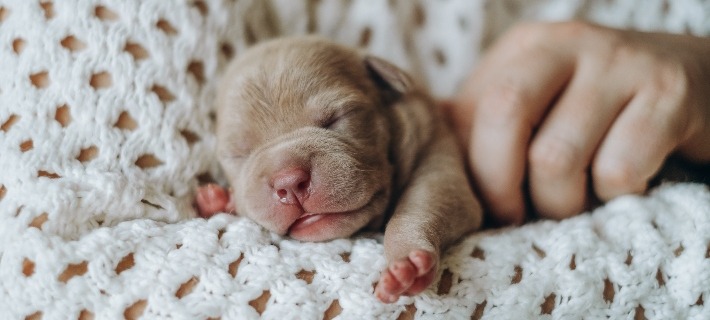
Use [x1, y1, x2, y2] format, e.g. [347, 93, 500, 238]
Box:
[195, 36, 482, 303]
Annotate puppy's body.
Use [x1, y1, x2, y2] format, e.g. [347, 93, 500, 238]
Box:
[200, 37, 482, 302]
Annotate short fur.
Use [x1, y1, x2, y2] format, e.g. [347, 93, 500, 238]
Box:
[213, 36, 482, 302]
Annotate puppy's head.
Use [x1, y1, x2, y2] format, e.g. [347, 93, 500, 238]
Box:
[216, 37, 412, 241]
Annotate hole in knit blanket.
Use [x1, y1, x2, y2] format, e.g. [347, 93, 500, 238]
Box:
[396, 303, 416, 320]
[156, 19, 178, 35]
[135, 154, 164, 169]
[674, 244, 684, 257]
[437, 269, 453, 295]
[510, 265, 523, 284]
[603, 278, 615, 303]
[141, 199, 163, 210]
[115, 253, 135, 275]
[696, 294, 704, 306]
[150, 85, 175, 103]
[58, 261, 88, 283]
[471, 300, 487, 320]
[656, 268, 665, 286]
[124, 42, 149, 61]
[29, 212, 48, 229]
[249, 290, 271, 315]
[532, 244, 546, 258]
[323, 300, 342, 320]
[60, 35, 86, 52]
[228, 253, 244, 278]
[175, 277, 199, 298]
[191, 0, 208, 16]
[459, 16, 468, 30]
[433, 49, 446, 66]
[114, 111, 137, 130]
[0, 185, 6, 201]
[1, 114, 19, 132]
[77, 146, 98, 163]
[25, 311, 42, 320]
[296, 270, 315, 284]
[12, 38, 26, 54]
[540, 293, 556, 315]
[30, 71, 50, 89]
[569, 254, 576, 270]
[220, 42, 234, 59]
[37, 170, 61, 179]
[94, 5, 118, 21]
[180, 129, 200, 145]
[55, 104, 71, 127]
[124, 300, 147, 320]
[187, 60, 205, 84]
[40, 2, 54, 19]
[634, 305, 646, 320]
[340, 252, 350, 263]
[78, 309, 94, 320]
[358, 27, 371, 47]
[414, 3, 425, 27]
[22, 258, 35, 277]
[0, 7, 7, 21]
[625, 251, 633, 265]
[217, 228, 226, 240]
[20, 139, 33, 152]
[197, 172, 215, 184]
[471, 246, 485, 260]
[90, 71, 112, 89]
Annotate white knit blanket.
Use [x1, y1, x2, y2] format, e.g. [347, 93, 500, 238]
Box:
[1, 0, 708, 319]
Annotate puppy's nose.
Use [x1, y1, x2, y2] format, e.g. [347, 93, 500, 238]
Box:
[271, 168, 310, 205]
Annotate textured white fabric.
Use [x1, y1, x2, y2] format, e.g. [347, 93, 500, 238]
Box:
[0, 0, 708, 319]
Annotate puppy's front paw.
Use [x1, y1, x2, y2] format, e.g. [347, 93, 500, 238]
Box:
[195, 184, 233, 218]
[375, 250, 437, 303]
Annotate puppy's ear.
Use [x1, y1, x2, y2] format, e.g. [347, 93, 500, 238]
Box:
[365, 56, 413, 103]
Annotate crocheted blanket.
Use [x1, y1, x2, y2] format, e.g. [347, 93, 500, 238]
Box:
[0, 0, 708, 319]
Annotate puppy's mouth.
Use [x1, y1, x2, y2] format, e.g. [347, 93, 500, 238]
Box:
[286, 189, 385, 239]
[287, 211, 350, 234]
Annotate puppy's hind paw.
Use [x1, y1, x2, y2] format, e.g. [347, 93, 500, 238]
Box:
[375, 249, 437, 303]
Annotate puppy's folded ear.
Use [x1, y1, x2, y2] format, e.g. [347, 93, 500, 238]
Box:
[365, 56, 413, 103]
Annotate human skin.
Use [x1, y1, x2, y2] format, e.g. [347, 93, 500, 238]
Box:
[447, 21, 710, 224]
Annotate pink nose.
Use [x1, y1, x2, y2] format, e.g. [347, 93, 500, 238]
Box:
[271, 168, 311, 205]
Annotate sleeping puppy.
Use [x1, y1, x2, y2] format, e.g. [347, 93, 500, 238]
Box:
[195, 36, 482, 303]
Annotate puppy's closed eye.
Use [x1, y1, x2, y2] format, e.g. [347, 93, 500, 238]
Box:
[318, 109, 359, 130]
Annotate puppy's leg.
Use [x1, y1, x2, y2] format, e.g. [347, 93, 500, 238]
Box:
[375, 131, 482, 303]
[195, 184, 234, 218]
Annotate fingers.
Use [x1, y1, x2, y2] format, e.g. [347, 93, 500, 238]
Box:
[528, 62, 634, 219]
[592, 89, 688, 201]
[457, 33, 575, 224]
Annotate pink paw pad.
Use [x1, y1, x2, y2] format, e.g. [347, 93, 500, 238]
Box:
[375, 250, 437, 303]
[194, 183, 233, 218]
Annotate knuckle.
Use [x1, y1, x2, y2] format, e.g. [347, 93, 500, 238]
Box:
[653, 61, 690, 104]
[555, 20, 597, 37]
[479, 81, 530, 121]
[528, 137, 581, 178]
[592, 159, 645, 198]
[505, 22, 553, 51]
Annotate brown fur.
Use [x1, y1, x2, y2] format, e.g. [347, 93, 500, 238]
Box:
[214, 36, 482, 301]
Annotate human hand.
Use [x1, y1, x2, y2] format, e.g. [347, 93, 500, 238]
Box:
[448, 21, 710, 224]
